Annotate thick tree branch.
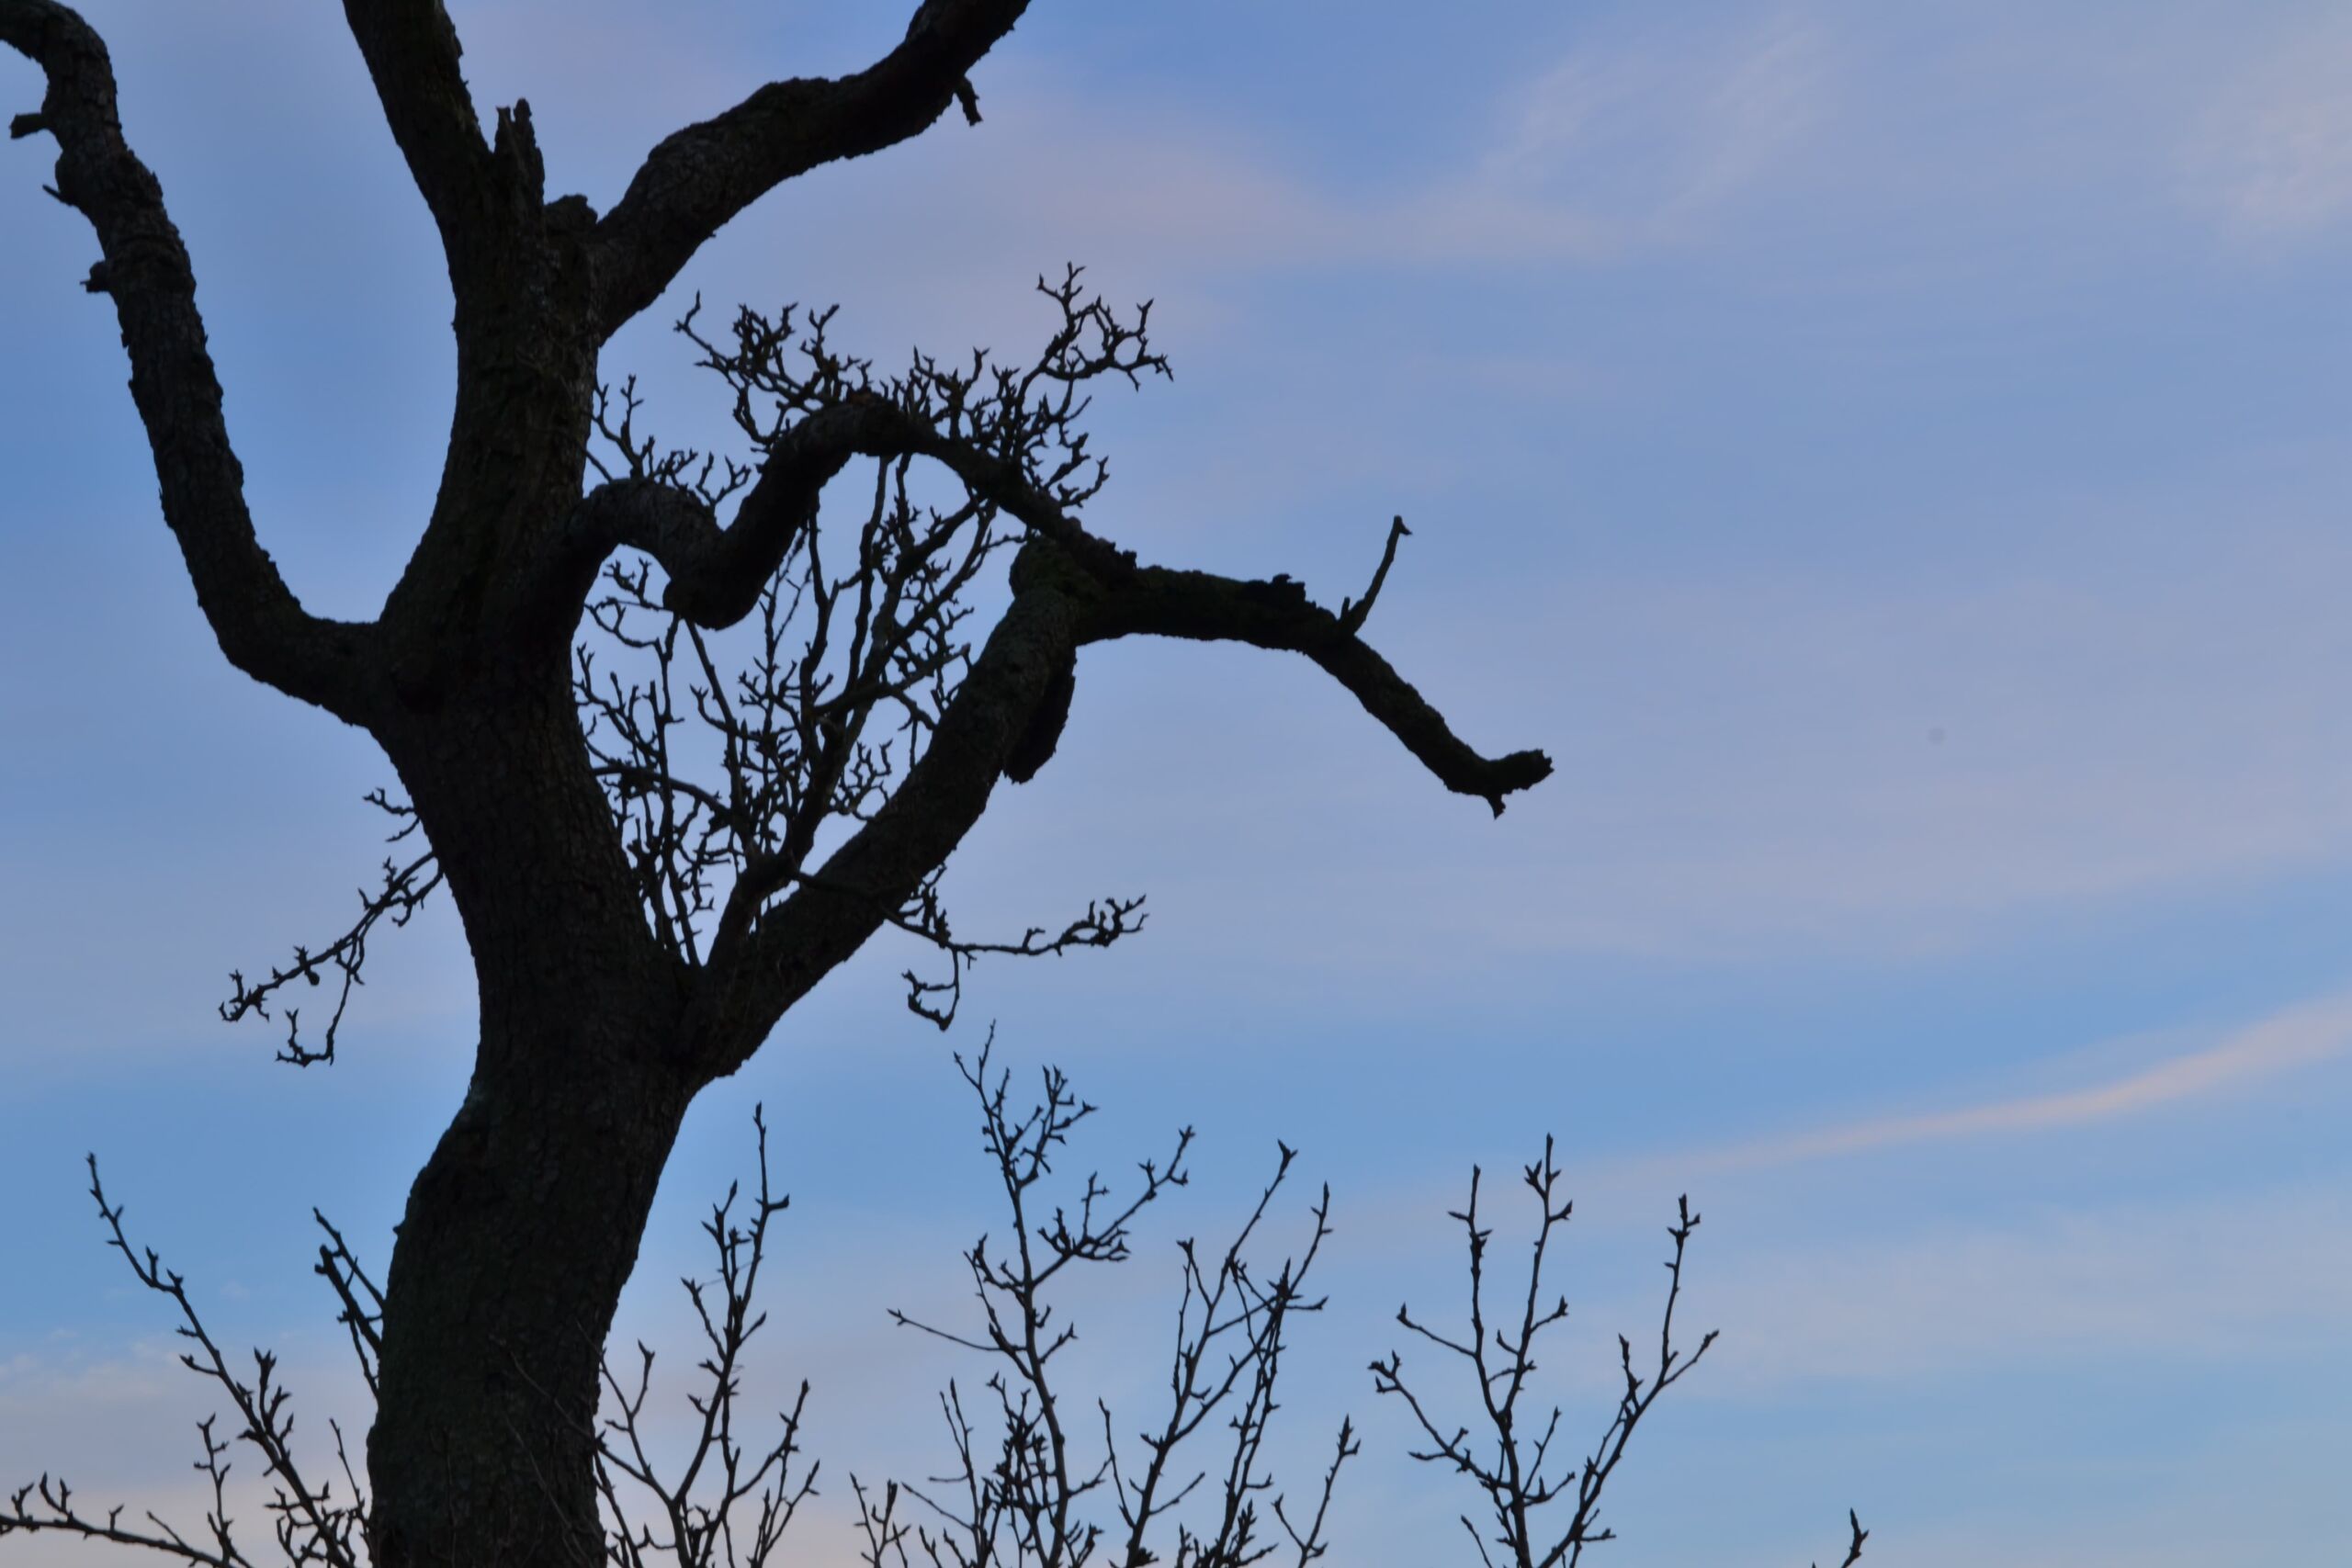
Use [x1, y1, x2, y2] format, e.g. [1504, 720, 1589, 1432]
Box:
[1082, 559, 1554, 817]
[682, 536, 1541, 1069]
[588, 0, 1029, 334]
[571, 284, 1543, 1062]
[2, 0, 377, 718]
[564, 399, 1125, 633]
[556, 275, 1160, 634]
[578, 465, 1544, 819]
[562, 402, 877, 629]
[572, 388, 1543, 826]
[692, 583, 1081, 1073]
[338, 0, 493, 269]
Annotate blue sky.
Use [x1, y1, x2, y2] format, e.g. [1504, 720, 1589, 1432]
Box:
[5, 2, 2352, 1563]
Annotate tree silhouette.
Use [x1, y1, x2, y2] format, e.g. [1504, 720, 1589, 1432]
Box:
[0, 6, 1563, 1564]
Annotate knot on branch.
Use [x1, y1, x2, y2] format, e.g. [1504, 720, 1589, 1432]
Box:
[492, 97, 545, 201]
[1007, 536, 1114, 609]
[1002, 654, 1075, 784]
[1238, 573, 1309, 611]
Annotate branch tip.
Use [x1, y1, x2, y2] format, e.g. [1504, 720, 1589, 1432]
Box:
[1336, 513, 1412, 637]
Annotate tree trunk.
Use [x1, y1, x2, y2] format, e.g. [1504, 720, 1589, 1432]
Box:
[367, 679, 694, 1568]
[370, 1037, 691, 1567]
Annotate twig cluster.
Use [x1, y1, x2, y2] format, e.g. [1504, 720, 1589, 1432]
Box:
[593, 1107, 819, 1568]
[858, 1035, 1350, 1568]
[684, 264, 1167, 516]
[574, 270, 1165, 1021]
[0, 1161, 367, 1566]
[1, 1063, 1865, 1568]
[1368, 1141, 1712, 1568]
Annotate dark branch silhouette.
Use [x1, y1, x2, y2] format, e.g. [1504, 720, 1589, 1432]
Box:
[0, 1, 374, 716]
[587, 0, 1032, 333]
[865, 1039, 1350, 1568]
[1369, 1143, 1863, 1568]
[589, 1107, 819, 1568]
[219, 791, 441, 1067]
[0, 1161, 367, 1567]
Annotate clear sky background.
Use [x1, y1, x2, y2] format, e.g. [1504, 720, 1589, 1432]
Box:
[5, 3, 2352, 1564]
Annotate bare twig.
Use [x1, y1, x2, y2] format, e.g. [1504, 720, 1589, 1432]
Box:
[883, 1036, 1351, 1568]
[1370, 1147, 1863, 1568]
[219, 789, 440, 1067]
[0, 1160, 365, 1567]
[592, 1106, 819, 1568]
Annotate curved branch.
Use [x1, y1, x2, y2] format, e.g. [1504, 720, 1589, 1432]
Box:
[562, 403, 865, 629]
[588, 0, 1030, 335]
[572, 399, 1544, 816]
[338, 0, 492, 268]
[679, 537, 1541, 1076]
[3, 1, 377, 718]
[560, 400, 1125, 636]
[1081, 559, 1554, 817]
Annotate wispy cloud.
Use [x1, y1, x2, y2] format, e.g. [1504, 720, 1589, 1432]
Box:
[1456, 14, 1834, 255]
[1688, 990, 2352, 1175]
[2182, 10, 2352, 243]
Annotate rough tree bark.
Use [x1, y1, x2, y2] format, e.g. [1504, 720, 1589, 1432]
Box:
[1, 5, 1552, 1564]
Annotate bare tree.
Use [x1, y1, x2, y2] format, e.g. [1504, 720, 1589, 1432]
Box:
[1, 5, 1552, 1564]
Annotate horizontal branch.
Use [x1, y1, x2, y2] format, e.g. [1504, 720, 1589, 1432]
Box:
[559, 398, 1132, 631]
[587, 0, 1030, 334]
[571, 397, 1544, 818]
[3, 0, 377, 718]
[1082, 559, 1554, 816]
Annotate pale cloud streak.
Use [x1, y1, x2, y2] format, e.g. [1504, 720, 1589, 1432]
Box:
[1684, 990, 2352, 1176]
[2182, 9, 2352, 243]
[1462, 14, 1834, 254]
